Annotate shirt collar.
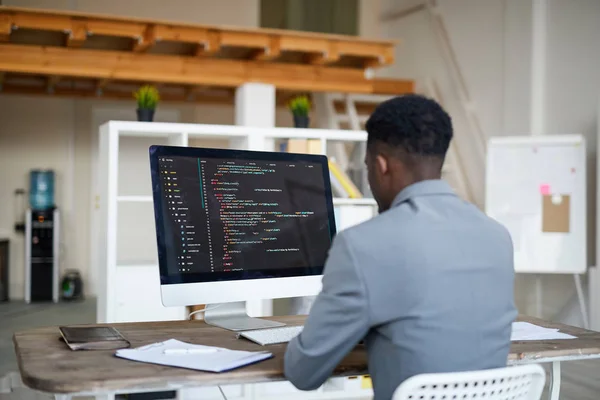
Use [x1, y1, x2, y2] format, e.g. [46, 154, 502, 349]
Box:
[390, 179, 456, 208]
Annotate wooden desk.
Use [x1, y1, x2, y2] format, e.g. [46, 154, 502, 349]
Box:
[12, 315, 600, 400]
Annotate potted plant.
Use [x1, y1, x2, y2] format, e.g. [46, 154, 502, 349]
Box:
[133, 85, 160, 122]
[288, 95, 311, 128]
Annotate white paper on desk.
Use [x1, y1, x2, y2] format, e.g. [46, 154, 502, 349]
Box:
[115, 339, 273, 373]
[511, 322, 577, 341]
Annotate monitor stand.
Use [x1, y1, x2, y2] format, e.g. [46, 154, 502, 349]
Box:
[203, 301, 286, 332]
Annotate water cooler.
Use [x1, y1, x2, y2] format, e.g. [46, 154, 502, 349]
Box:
[24, 170, 59, 303]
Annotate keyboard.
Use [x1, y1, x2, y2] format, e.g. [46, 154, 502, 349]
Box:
[237, 325, 303, 346]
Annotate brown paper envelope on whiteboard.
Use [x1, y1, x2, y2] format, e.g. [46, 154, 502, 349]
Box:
[542, 194, 570, 233]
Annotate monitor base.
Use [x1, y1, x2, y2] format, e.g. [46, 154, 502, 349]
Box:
[203, 301, 286, 332]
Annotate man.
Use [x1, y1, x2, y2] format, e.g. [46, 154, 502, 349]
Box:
[284, 95, 517, 400]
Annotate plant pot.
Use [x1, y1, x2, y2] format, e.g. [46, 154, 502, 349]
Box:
[293, 115, 310, 128]
[137, 108, 155, 122]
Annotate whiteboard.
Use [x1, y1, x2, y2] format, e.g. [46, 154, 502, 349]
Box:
[485, 135, 586, 274]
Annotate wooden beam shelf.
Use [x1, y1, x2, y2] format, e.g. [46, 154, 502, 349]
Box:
[0, 72, 413, 107]
[0, 6, 414, 101]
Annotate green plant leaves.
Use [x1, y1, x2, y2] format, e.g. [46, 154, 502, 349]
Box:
[287, 95, 311, 117]
[133, 85, 160, 109]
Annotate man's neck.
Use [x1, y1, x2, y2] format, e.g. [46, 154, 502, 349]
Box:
[393, 173, 442, 197]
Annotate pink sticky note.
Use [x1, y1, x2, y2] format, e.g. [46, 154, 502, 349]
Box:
[540, 184, 550, 195]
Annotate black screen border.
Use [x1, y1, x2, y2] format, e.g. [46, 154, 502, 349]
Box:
[149, 145, 337, 285]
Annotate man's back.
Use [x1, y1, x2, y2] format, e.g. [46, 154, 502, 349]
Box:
[285, 180, 516, 400]
[351, 180, 516, 398]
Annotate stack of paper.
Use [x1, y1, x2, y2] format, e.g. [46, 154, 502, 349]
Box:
[511, 322, 577, 341]
[115, 339, 273, 372]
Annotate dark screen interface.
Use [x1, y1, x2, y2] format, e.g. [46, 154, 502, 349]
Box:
[158, 156, 332, 275]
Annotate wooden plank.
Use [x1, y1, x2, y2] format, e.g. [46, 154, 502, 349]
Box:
[154, 25, 208, 43]
[0, 6, 396, 47]
[509, 315, 600, 363]
[2, 80, 384, 107]
[334, 101, 378, 116]
[183, 85, 196, 100]
[0, 7, 396, 67]
[308, 43, 340, 65]
[0, 82, 235, 104]
[66, 20, 87, 48]
[85, 19, 145, 38]
[11, 315, 600, 395]
[187, 304, 206, 320]
[0, 14, 12, 42]
[279, 36, 329, 54]
[155, 25, 271, 52]
[11, 10, 144, 39]
[95, 78, 110, 95]
[195, 30, 221, 56]
[371, 78, 414, 95]
[11, 12, 72, 32]
[96, 78, 110, 89]
[252, 36, 281, 61]
[0, 44, 380, 93]
[364, 47, 395, 68]
[132, 25, 156, 53]
[46, 75, 60, 93]
[11, 316, 344, 394]
[220, 31, 270, 48]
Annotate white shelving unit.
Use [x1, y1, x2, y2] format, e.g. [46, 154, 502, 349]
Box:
[96, 121, 377, 324]
[95, 120, 376, 399]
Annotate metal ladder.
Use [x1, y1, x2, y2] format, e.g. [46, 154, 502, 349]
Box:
[314, 92, 395, 197]
[420, 78, 473, 202]
[314, 91, 473, 203]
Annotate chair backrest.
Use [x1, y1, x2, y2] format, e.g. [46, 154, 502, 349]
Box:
[392, 364, 546, 400]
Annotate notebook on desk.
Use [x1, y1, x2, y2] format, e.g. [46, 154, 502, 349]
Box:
[115, 339, 273, 373]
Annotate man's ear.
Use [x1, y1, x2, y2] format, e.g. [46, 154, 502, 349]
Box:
[376, 154, 389, 176]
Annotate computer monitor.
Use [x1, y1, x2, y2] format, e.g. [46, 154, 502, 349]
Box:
[150, 145, 336, 331]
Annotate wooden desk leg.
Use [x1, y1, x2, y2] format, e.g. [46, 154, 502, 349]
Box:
[548, 361, 561, 400]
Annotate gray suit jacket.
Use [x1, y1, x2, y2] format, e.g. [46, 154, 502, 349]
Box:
[284, 180, 517, 400]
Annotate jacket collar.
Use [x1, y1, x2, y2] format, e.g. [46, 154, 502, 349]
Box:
[390, 179, 456, 208]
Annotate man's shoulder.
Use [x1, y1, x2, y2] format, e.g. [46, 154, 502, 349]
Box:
[340, 202, 422, 236]
[338, 198, 510, 246]
[336, 210, 403, 247]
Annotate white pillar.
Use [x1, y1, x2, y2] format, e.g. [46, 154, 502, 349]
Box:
[235, 83, 275, 127]
[234, 83, 275, 317]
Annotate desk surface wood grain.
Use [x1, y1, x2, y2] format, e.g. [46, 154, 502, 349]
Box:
[12, 315, 600, 394]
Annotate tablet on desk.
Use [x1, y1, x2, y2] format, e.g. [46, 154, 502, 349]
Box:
[59, 326, 130, 351]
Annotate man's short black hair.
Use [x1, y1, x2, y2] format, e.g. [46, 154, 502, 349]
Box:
[365, 94, 453, 161]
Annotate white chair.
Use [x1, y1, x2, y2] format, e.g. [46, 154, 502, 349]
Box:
[392, 364, 546, 400]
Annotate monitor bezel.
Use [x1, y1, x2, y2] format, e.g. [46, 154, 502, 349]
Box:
[149, 145, 337, 286]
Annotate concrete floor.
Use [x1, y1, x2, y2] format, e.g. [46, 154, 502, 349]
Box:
[1, 299, 600, 399]
[1, 300, 95, 400]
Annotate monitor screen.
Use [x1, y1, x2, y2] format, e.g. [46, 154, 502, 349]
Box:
[150, 146, 336, 285]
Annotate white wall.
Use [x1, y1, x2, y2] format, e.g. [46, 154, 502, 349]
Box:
[542, 0, 600, 323]
[378, 0, 534, 207]
[3, 0, 259, 27]
[0, 97, 74, 299]
[0, 97, 299, 299]
[0, 0, 261, 299]
[378, 0, 600, 321]
[1, 0, 389, 299]
[359, 0, 381, 39]
[545, 0, 600, 267]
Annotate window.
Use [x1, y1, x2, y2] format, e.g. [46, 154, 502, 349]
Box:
[260, 0, 359, 36]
